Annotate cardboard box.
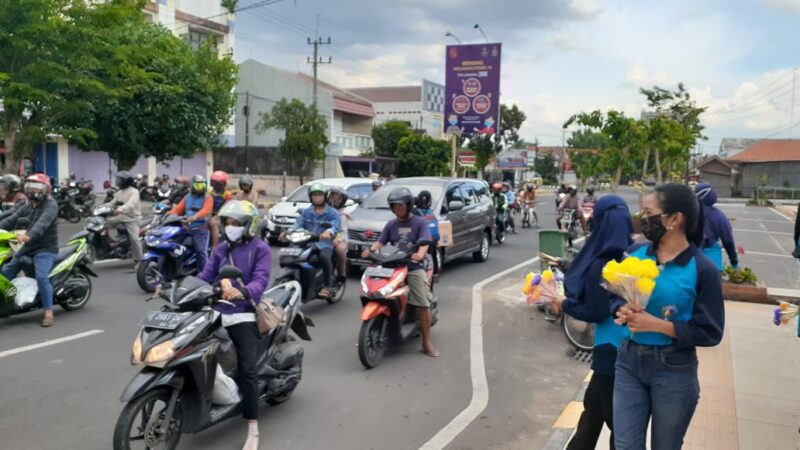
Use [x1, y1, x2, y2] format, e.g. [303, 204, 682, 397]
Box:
[438, 220, 453, 247]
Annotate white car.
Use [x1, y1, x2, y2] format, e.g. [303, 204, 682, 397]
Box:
[261, 177, 374, 243]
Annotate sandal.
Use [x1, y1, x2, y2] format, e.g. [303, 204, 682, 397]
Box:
[318, 288, 332, 298]
[421, 347, 440, 358]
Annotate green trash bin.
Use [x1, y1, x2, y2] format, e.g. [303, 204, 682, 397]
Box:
[539, 229, 566, 270]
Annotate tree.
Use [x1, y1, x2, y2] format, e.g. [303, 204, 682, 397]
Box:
[395, 135, 450, 177]
[534, 153, 559, 185]
[567, 129, 608, 183]
[371, 120, 413, 157]
[499, 103, 526, 149]
[84, 20, 238, 169]
[468, 134, 499, 179]
[257, 99, 328, 184]
[221, 0, 238, 13]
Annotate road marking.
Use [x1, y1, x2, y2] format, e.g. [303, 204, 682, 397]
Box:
[732, 217, 792, 224]
[421, 237, 586, 449]
[0, 329, 104, 359]
[769, 207, 795, 223]
[743, 250, 794, 259]
[733, 228, 793, 235]
[553, 401, 585, 428]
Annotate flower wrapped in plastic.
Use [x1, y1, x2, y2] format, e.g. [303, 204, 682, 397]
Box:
[601, 256, 660, 311]
[772, 301, 799, 326]
[522, 269, 564, 306]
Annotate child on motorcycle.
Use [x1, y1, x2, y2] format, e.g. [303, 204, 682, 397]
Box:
[196, 200, 271, 450]
[362, 187, 438, 357]
[168, 175, 214, 271]
[282, 183, 339, 298]
[327, 187, 350, 282]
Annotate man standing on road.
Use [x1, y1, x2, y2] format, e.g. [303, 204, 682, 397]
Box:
[105, 171, 142, 267]
[0, 174, 59, 327]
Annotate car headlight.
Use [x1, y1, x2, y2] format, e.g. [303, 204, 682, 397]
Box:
[144, 340, 176, 366]
[131, 336, 142, 363]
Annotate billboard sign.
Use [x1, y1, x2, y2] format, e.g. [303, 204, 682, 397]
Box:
[444, 43, 502, 135]
[496, 149, 528, 169]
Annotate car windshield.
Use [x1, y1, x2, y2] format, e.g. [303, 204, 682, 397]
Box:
[360, 183, 444, 209]
[286, 186, 311, 202]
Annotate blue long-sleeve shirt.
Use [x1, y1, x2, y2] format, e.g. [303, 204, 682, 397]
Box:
[290, 205, 340, 249]
[702, 206, 738, 268]
[610, 243, 724, 349]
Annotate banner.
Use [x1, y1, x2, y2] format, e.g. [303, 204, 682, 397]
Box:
[496, 149, 528, 169]
[444, 43, 502, 135]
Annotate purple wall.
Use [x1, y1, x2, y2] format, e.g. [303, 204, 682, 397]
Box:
[68, 146, 207, 192]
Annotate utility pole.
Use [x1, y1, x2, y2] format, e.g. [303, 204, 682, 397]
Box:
[307, 36, 332, 107]
[561, 129, 566, 183]
[243, 91, 250, 174]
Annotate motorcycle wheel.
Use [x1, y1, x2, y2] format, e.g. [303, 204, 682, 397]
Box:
[496, 231, 505, 244]
[113, 388, 182, 450]
[326, 277, 346, 305]
[137, 261, 161, 293]
[358, 316, 387, 369]
[66, 208, 81, 224]
[59, 273, 92, 311]
[267, 360, 302, 405]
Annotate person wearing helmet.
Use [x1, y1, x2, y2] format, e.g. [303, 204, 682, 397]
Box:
[169, 175, 214, 270]
[492, 182, 509, 234]
[169, 175, 190, 206]
[0, 174, 59, 327]
[362, 187, 439, 357]
[502, 183, 517, 234]
[695, 183, 738, 271]
[0, 174, 28, 219]
[282, 182, 340, 298]
[413, 190, 440, 276]
[371, 178, 384, 192]
[327, 187, 350, 282]
[520, 184, 539, 228]
[103, 171, 143, 265]
[196, 200, 270, 450]
[235, 175, 259, 205]
[583, 187, 597, 205]
[208, 171, 233, 250]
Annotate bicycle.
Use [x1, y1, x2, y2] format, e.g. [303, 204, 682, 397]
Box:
[538, 252, 594, 352]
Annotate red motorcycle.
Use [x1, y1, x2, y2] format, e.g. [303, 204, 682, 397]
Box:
[357, 246, 438, 369]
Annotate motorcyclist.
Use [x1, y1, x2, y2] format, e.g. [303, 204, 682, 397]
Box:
[371, 178, 384, 192]
[0, 174, 59, 327]
[159, 174, 171, 187]
[196, 200, 271, 450]
[209, 171, 233, 250]
[235, 175, 259, 205]
[520, 184, 539, 228]
[583, 187, 597, 205]
[168, 175, 190, 206]
[104, 171, 143, 266]
[556, 183, 568, 208]
[361, 187, 439, 357]
[327, 187, 350, 283]
[0, 174, 28, 219]
[281, 183, 339, 298]
[492, 182, 508, 236]
[168, 175, 214, 271]
[557, 185, 586, 232]
[414, 190, 440, 276]
[502, 183, 517, 233]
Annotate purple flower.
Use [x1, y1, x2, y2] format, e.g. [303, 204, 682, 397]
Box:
[532, 274, 542, 286]
[773, 308, 782, 326]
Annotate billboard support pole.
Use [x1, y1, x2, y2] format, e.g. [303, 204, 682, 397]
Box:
[451, 133, 457, 177]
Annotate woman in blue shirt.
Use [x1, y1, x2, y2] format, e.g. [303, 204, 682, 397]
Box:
[694, 183, 738, 271]
[550, 195, 632, 450]
[613, 183, 724, 450]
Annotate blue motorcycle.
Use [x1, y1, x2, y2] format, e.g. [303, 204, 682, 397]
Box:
[136, 215, 199, 293]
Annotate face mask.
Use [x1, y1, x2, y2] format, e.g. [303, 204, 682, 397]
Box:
[225, 225, 246, 242]
[640, 214, 667, 244]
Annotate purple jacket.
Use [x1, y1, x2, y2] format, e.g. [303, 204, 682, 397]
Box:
[197, 238, 272, 315]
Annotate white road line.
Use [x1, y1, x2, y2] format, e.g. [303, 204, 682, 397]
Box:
[421, 237, 586, 449]
[0, 329, 104, 359]
[732, 217, 793, 224]
[769, 207, 795, 223]
[733, 228, 793, 235]
[744, 250, 794, 259]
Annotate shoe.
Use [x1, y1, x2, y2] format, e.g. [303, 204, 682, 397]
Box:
[242, 433, 259, 450]
[42, 312, 54, 328]
[421, 347, 440, 358]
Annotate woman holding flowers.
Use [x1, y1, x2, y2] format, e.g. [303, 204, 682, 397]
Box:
[549, 195, 633, 450]
[613, 184, 724, 450]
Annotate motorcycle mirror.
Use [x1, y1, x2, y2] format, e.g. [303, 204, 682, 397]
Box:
[217, 265, 244, 281]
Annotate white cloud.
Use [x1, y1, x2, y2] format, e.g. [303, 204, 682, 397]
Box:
[625, 63, 674, 87]
[569, 0, 605, 18]
[763, 0, 800, 11]
[547, 33, 582, 51]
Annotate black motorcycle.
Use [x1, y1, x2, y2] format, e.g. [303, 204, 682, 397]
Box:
[113, 269, 311, 450]
[274, 227, 345, 305]
[84, 202, 132, 262]
[54, 187, 86, 224]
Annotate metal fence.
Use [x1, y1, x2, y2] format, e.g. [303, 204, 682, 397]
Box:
[755, 186, 800, 200]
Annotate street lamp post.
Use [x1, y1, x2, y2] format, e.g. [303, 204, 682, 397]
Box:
[445, 31, 461, 44]
[474, 24, 489, 43]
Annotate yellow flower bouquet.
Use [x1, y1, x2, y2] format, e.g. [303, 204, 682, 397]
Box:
[601, 256, 660, 310]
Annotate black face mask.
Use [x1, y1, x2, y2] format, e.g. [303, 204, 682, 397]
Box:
[640, 214, 667, 244]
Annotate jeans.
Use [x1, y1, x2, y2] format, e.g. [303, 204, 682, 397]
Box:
[613, 340, 699, 450]
[568, 373, 615, 450]
[318, 246, 333, 288]
[189, 228, 210, 272]
[226, 322, 260, 420]
[3, 251, 57, 310]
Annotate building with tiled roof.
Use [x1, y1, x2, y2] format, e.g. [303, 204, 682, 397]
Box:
[349, 80, 445, 138]
[723, 139, 800, 196]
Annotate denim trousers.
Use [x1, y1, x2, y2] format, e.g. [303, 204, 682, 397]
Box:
[613, 340, 700, 450]
[189, 228, 210, 272]
[3, 251, 58, 310]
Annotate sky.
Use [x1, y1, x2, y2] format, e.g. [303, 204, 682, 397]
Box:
[234, 0, 800, 152]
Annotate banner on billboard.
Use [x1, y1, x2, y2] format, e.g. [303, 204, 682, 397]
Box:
[496, 149, 528, 169]
[444, 43, 502, 135]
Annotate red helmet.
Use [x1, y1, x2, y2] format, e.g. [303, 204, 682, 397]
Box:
[175, 175, 190, 187]
[25, 173, 51, 199]
[210, 171, 228, 184]
[492, 182, 503, 192]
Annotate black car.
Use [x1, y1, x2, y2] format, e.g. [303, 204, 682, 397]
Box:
[346, 177, 496, 273]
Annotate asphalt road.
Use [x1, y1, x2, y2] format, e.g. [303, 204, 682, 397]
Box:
[0, 191, 639, 450]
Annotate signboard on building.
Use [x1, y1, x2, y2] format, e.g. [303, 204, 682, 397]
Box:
[444, 43, 502, 135]
[496, 149, 528, 169]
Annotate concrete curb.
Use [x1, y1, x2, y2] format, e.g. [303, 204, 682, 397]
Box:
[541, 371, 593, 450]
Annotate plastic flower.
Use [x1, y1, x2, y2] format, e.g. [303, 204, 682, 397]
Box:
[541, 270, 554, 282]
[772, 301, 799, 326]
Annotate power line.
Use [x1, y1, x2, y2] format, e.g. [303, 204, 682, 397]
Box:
[705, 67, 798, 119]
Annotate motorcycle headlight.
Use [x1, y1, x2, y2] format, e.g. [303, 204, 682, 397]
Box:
[143, 340, 176, 367]
[131, 336, 142, 363]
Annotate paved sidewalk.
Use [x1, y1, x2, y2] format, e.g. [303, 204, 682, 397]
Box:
[555, 301, 800, 450]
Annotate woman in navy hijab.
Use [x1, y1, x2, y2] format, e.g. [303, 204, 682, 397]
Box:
[550, 195, 633, 450]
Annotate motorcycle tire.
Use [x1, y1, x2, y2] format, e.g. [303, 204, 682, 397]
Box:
[496, 232, 505, 244]
[113, 388, 182, 450]
[267, 359, 302, 405]
[65, 208, 81, 224]
[326, 277, 346, 305]
[358, 315, 387, 369]
[59, 273, 92, 311]
[136, 260, 160, 293]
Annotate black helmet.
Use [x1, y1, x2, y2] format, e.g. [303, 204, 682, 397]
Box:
[416, 190, 433, 209]
[115, 171, 135, 189]
[387, 187, 414, 213]
[326, 187, 348, 209]
[0, 174, 22, 193]
[239, 175, 254, 192]
[586, 187, 595, 195]
[526, 184, 533, 192]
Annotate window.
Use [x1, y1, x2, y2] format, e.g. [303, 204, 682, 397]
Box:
[186, 29, 219, 51]
[468, 181, 490, 204]
[347, 184, 373, 203]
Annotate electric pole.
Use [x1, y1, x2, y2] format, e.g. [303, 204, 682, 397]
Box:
[243, 91, 250, 174]
[307, 36, 332, 107]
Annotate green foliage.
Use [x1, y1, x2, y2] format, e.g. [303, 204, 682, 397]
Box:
[371, 121, 413, 157]
[567, 129, 608, 181]
[468, 134, 498, 178]
[499, 103, 526, 148]
[534, 153, 560, 185]
[257, 98, 329, 183]
[783, 180, 791, 188]
[395, 135, 450, 177]
[722, 265, 757, 285]
[221, 0, 238, 13]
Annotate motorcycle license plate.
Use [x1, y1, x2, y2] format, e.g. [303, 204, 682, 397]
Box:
[365, 266, 394, 278]
[140, 311, 186, 331]
[280, 247, 303, 256]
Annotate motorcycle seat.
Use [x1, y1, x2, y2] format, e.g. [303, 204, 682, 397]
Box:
[54, 244, 79, 265]
[263, 288, 292, 308]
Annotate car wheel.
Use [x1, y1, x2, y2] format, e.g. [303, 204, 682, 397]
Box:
[472, 232, 490, 262]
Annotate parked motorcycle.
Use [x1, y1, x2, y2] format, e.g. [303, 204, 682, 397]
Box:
[113, 269, 312, 450]
[136, 216, 199, 293]
[84, 202, 132, 262]
[357, 246, 438, 368]
[0, 231, 97, 317]
[274, 227, 345, 305]
[54, 188, 86, 223]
